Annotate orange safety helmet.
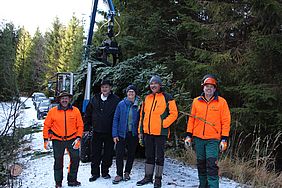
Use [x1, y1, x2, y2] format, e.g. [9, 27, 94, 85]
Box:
[201, 74, 218, 87]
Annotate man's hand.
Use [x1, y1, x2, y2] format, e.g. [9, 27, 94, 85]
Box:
[138, 134, 144, 147]
[113, 137, 119, 144]
[44, 140, 50, 150]
[220, 139, 228, 152]
[184, 136, 192, 149]
[72, 138, 81, 150]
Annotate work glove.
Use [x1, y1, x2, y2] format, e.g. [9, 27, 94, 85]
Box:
[184, 136, 192, 149]
[44, 140, 51, 150]
[184, 132, 192, 150]
[219, 139, 228, 152]
[138, 133, 144, 147]
[72, 138, 81, 150]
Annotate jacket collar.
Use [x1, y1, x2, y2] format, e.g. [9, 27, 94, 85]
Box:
[97, 91, 113, 99]
[198, 91, 219, 102]
[124, 97, 140, 106]
[149, 91, 163, 97]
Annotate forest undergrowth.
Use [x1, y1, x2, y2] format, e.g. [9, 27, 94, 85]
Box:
[166, 125, 282, 188]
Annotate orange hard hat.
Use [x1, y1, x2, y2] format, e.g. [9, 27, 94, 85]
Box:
[202, 77, 217, 87]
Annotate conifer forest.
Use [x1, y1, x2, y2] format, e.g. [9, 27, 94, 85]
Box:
[0, 0, 282, 186]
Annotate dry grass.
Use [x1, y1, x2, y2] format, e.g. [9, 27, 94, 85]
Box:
[218, 157, 282, 188]
[166, 147, 197, 166]
[166, 126, 282, 188]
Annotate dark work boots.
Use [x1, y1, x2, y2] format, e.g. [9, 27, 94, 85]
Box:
[136, 163, 154, 186]
[67, 180, 81, 187]
[154, 165, 164, 188]
[55, 181, 62, 188]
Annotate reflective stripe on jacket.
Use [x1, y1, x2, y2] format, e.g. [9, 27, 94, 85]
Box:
[187, 95, 231, 140]
[138, 92, 178, 137]
[43, 105, 84, 141]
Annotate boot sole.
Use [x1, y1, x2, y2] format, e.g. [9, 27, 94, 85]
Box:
[136, 182, 153, 186]
[112, 180, 122, 184]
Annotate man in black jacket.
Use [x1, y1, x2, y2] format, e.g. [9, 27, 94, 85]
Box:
[84, 79, 120, 182]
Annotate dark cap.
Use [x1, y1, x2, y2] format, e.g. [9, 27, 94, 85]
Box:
[126, 85, 138, 94]
[101, 79, 112, 86]
[149, 75, 162, 85]
[58, 91, 73, 98]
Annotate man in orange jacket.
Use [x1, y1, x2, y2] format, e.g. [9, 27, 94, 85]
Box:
[136, 75, 178, 188]
[43, 91, 84, 188]
[185, 74, 231, 188]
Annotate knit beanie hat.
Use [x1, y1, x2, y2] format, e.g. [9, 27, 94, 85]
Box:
[149, 75, 162, 85]
[126, 85, 138, 94]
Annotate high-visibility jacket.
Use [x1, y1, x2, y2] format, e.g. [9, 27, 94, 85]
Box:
[138, 92, 178, 137]
[43, 104, 84, 141]
[186, 94, 231, 140]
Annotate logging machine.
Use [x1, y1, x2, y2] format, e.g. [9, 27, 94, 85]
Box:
[82, 0, 122, 113]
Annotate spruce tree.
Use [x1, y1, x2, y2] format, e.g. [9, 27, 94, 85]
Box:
[0, 23, 18, 101]
[59, 15, 84, 72]
[15, 27, 32, 92]
[44, 17, 64, 80]
[29, 28, 46, 92]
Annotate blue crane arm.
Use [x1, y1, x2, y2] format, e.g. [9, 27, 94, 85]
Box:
[82, 0, 117, 113]
[108, 0, 115, 13]
[85, 0, 99, 57]
[82, 0, 99, 113]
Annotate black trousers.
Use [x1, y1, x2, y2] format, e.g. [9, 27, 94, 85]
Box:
[115, 132, 138, 176]
[144, 134, 166, 166]
[90, 131, 114, 176]
[52, 139, 80, 183]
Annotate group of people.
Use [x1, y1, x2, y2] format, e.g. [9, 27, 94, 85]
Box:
[43, 74, 231, 188]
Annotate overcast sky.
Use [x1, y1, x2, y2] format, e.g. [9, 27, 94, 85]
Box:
[0, 0, 107, 35]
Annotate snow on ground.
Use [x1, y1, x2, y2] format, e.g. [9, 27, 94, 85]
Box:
[12, 98, 243, 188]
[0, 100, 18, 132]
[0, 97, 40, 132]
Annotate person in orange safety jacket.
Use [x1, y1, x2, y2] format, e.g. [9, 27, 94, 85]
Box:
[136, 75, 178, 188]
[43, 91, 84, 188]
[185, 74, 231, 188]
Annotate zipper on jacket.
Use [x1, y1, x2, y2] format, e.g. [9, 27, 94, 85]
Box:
[148, 94, 156, 134]
[202, 103, 209, 136]
[153, 101, 157, 111]
[64, 110, 67, 139]
[125, 104, 131, 135]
